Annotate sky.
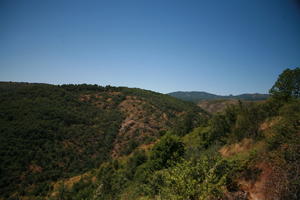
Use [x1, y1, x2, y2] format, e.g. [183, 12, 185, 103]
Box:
[0, 0, 300, 95]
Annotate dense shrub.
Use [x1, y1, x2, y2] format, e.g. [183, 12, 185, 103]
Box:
[149, 133, 185, 170]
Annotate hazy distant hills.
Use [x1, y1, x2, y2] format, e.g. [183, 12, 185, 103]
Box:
[168, 91, 269, 102]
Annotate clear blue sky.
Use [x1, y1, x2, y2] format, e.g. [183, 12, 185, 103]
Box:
[1, 0, 300, 95]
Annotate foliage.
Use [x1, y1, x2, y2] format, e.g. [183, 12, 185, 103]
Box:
[1, 67, 300, 200]
[0, 82, 206, 199]
[0, 83, 123, 199]
[172, 109, 208, 136]
[158, 156, 243, 200]
[270, 67, 300, 101]
[149, 133, 185, 170]
[265, 100, 300, 199]
[126, 150, 147, 179]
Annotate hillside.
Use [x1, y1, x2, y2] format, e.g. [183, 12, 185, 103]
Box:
[42, 88, 299, 200]
[0, 68, 299, 200]
[39, 68, 298, 200]
[197, 99, 267, 114]
[0, 82, 208, 199]
[168, 91, 269, 102]
[197, 99, 240, 113]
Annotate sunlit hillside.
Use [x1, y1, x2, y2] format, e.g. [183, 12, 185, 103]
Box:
[0, 68, 299, 200]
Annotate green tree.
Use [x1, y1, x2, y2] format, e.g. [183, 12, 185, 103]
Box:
[149, 133, 185, 170]
[126, 150, 147, 179]
[270, 67, 300, 100]
[160, 157, 231, 200]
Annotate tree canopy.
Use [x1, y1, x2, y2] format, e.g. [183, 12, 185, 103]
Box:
[270, 67, 300, 100]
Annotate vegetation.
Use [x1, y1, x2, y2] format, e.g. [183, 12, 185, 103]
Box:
[0, 82, 207, 200]
[0, 67, 299, 200]
[0, 83, 123, 199]
[269, 67, 300, 101]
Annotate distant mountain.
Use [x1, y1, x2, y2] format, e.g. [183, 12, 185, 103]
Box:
[168, 91, 269, 102]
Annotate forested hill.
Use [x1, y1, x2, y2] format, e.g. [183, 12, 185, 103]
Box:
[168, 91, 269, 102]
[1, 68, 299, 200]
[0, 82, 208, 199]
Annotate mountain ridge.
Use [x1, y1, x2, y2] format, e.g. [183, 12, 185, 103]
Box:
[168, 91, 269, 102]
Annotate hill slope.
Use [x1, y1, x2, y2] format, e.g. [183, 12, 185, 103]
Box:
[197, 99, 240, 113]
[41, 67, 299, 200]
[0, 82, 208, 199]
[168, 91, 269, 102]
[45, 96, 300, 200]
[1, 67, 299, 200]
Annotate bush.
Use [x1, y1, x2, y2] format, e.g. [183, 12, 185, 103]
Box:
[149, 133, 185, 170]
